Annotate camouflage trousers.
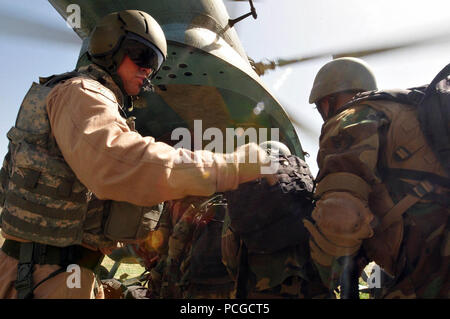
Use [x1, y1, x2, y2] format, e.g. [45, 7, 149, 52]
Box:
[245, 276, 331, 299]
[379, 242, 448, 298]
[371, 211, 449, 299]
[181, 282, 235, 299]
[0, 250, 104, 299]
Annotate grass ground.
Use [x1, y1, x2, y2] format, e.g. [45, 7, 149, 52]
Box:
[100, 254, 372, 299]
[0, 231, 372, 299]
[100, 255, 146, 282]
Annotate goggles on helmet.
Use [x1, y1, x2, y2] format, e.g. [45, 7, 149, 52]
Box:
[122, 32, 165, 75]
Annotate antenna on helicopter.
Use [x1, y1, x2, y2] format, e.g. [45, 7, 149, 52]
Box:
[228, 0, 257, 28]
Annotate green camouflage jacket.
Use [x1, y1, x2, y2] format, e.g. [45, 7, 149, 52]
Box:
[313, 102, 449, 298]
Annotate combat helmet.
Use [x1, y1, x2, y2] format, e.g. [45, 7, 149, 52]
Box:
[88, 10, 167, 78]
[309, 57, 377, 104]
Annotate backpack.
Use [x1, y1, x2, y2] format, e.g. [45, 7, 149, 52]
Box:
[346, 62, 450, 177]
[418, 63, 450, 176]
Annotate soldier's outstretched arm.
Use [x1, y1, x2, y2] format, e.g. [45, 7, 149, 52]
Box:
[303, 104, 387, 290]
[46, 77, 272, 207]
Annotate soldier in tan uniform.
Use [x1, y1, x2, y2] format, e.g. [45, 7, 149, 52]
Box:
[303, 57, 449, 298]
[0, 10, 274, 299]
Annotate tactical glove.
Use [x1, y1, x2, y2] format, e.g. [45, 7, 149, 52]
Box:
[227, 143, 277, 186]
[304, 192, 374, 266]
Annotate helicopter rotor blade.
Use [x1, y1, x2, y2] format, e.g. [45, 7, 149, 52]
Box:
[0, 12, 81, 46]
[333, 31, 450, 59]
[254, 31, 450, 76]
[288, 115, 319, 141]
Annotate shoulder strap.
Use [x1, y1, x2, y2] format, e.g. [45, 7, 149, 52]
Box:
[418, 63, 450, 176]
[378, 180, 435, 232]
[39, 71, 82, 88]
[14, 242, 35, 299]
[343, 86, 427, 110]
[425, 63, 450, 93]
[383, 168, 450, 188]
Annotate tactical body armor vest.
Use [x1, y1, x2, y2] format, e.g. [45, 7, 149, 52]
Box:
[341, 96, 450, 275]
[0, 65, 160, 248]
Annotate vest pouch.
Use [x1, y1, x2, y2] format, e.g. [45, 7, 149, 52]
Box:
[221, 213, 240, 281]
[0, 151, 11, 207]
[189, 201, 231, 284]
[104, 201, 161, 242]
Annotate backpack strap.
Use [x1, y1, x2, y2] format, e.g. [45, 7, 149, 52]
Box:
[343, 87, 427, 110]
[424, 63, 450, 93]
[39, 71, 83, 88]
[377, 166, 450, 231]
[384, 168, 450, 188]
[378, 180, 435, 232]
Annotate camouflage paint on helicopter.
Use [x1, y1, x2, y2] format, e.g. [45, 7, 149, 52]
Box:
[48, 0, 305, 156]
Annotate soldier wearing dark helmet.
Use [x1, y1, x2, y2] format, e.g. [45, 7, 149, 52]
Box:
[0, 10, 274, 299]
[304, 57, 449, 298]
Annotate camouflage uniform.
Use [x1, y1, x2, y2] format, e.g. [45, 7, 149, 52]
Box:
[141, 195, 234, 299]
[306, 101, 449, 298]
[131, 156, 332, 299]
[0, 64, 128, 299]
[0, 61, 268, 299]
[223, 155, 331, 299]
[0, 64, 125, 249]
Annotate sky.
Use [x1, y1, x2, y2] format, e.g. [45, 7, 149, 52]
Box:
[1, 0, 450, 176]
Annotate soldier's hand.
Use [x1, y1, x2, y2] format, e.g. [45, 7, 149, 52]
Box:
[303, 192, 374, 264]
[264, 173, 278, 186]
[232, 143, 278, 185]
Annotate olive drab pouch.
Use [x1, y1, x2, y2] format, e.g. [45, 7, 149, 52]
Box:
[0, 148, 11, 209]
[103, 201, 162, 242]
[158, 195, 234, 298]
[188, 195, 232, 285]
